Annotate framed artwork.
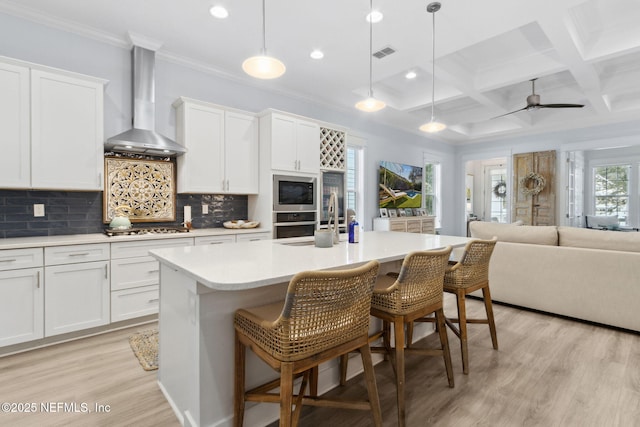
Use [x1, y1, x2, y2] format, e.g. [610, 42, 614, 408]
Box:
[399, 209, 406, 217]
[104, 157, 176, 223]
[379, 161, 423, 209]
[417, 208, 427, 216]
[404, 208, 414, 217]
[388, 209, 398, 218]
[379, 208, 389, 218]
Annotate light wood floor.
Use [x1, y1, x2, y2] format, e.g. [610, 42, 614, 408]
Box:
[1, 296, 638, 427]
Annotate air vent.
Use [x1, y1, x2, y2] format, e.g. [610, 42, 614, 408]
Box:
[373, 46, 396, 59]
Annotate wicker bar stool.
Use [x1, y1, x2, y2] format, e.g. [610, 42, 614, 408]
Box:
[340, 247, 454, 427]
[413, 238, 498, 374]
[234, 260, 382, 427]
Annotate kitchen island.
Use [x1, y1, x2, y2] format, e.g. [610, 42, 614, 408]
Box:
[149, 231, 470, 427]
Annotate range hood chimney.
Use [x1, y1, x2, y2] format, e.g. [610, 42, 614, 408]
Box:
[105, 45, 186, 156]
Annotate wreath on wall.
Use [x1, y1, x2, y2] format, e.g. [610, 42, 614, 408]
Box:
[519, 172, 546, 196]
[493, 181, 507, 199]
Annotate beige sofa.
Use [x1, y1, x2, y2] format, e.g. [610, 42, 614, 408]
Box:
[469, 221, 640, 332]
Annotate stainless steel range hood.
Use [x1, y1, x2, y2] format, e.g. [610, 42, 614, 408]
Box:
[105, 46, 186, 156]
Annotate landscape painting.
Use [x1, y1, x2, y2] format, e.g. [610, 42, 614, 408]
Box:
[379, 161, 423, 208]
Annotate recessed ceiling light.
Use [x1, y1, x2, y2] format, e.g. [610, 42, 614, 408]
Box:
[405, 71, 417, 79]
[310, 49, 324, 59]
[209, 6, 229, 19]
[366, 10, 383, 23]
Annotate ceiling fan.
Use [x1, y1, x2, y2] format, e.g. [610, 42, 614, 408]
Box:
[493, 78, 585, 119]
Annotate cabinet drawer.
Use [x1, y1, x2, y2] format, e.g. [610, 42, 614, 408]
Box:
[406, 220, 422, 233]
[45, 243, 109, 266]
[111, 285, 159, 322]
[0, 248, 43, 271]
[236, 232, 271, 243]
[194, 235, 236, 245]
[111, 237, 193, 259]
[111, 256, 159, 291]
[389, 222, 406, 232]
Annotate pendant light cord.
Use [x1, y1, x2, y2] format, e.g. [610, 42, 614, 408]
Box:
[430, 6, 436, 122]
[261, 0, 266, 55]
[368, 0, 374, 98]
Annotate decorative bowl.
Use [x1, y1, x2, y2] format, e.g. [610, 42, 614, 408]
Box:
[223, 220, 260, 229]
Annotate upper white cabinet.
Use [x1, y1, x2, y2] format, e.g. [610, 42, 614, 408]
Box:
[267, 112, 320, 174]
[0, 61, 30, 188]
[0, 57, 106, 191]
[31, 69, 105, 190]
[174, 97, 259, 194]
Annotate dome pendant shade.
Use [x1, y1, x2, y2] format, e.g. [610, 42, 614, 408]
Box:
[355, 97, 386, 112]
[242, 55, 286, 79]
[419, 120, 447, 133]
[243, 0, 285, 80]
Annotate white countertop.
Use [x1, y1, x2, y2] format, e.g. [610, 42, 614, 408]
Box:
[0, 227, 271, 250]
[149, 231, 470, 291]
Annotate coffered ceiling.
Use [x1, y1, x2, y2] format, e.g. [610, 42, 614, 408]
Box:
[1, 0, 639, 144]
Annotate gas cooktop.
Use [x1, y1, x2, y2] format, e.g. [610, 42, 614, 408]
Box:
[104, 226, 190, 237]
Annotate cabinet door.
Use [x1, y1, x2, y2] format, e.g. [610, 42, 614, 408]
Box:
[45, 260, 109, 336]
[236, 232, 271, 242]
[295, 120, 320, 174]
[176, 102, 225, 193]
[0, 61, 30, 188]
[225, 111, 259, 194]
[31, 70, 104, 190]
[271, 114, 298, 172]
[194, 235, 236, 245]
[0, 268, 43, 346]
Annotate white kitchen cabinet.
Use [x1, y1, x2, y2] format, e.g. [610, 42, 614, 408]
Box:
[0, 247, 44, 347]
[110, 238, 192, 322]
[31, 69, 105, 190]
[236, 231, 271, 242]
[195, 235, 236, 245]
[268, 112, 320, 174]
[44, 243, 110, 336]
[0, 60, 30, 188]
[174, 97, 258, 194]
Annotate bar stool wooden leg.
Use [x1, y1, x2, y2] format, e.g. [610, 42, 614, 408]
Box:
[234, 332, 245, 427]
[456, 291, 469, 375]
[482, 286, 499, 350]
[393, 318, 406, 427]
[436, 308, 454, 387]
[339, 355, 348, 386]
[359, 344, 383, 427]
[280, 362, 294, 427]
[406, 321, 414, 349]
[309, 366, 319, 396]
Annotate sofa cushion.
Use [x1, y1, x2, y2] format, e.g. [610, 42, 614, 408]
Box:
[585, 215, 619, 229]
[469, 221, 558, 246]
[558, 226, 640, 253]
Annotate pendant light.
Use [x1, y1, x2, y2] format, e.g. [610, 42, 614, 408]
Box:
[420, 2, 446, 133]
[355, 0, 386, 112]
[242, 0, 286, 79]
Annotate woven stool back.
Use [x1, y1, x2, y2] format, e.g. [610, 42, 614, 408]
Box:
[371, 247, 451, 315]
[445, 238, 497, 289]
[236, 260, 379, 362]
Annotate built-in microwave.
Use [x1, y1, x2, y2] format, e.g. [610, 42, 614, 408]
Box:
[273, 174, 317, 212]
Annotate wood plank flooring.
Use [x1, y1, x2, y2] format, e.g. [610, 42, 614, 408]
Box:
[1, 295, 638, 427]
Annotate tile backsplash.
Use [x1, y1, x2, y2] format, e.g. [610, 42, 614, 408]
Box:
[0, 190, 248, 238]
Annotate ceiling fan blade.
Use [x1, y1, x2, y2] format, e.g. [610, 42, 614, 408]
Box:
[538, 103, 585, 108]
[490, 106, 528, 119]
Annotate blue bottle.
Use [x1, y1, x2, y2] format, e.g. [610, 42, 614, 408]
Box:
[348, 216, 359, 243]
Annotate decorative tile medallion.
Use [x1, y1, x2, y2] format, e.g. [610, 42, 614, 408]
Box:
[104, 157, 176, 223]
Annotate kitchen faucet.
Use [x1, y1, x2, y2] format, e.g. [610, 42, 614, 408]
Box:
[327, 192, 340, 244]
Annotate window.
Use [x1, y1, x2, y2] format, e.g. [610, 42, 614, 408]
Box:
[424, 160, 441, 227]
[593, 164, 630, 225]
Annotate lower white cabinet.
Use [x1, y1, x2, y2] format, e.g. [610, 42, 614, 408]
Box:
[236, 232, 271, 242]
[111, 285, 159, 322]
[44, 260, 110, 336]
[110, 238, 192, 322]
[0, 268, 44, 346]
